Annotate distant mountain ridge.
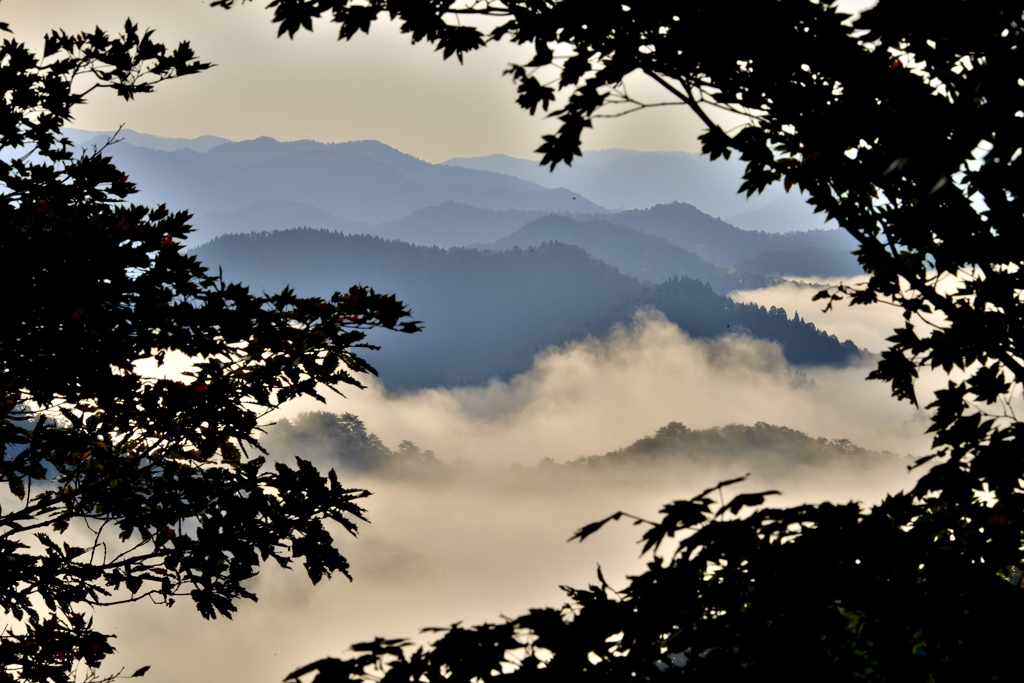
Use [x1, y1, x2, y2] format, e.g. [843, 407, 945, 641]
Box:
[444, 148, 833, 232]
[444, 149, 751, 216]
[473, 204, 861, 287]
[63, 128, 232, 154]
[66, 129, 863, 280]
[605, 203, 858, 268]
[64, 129, 602, 242]
[68, 128, 834, 238]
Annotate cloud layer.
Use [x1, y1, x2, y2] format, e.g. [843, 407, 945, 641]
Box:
[298, 310, 931, 463]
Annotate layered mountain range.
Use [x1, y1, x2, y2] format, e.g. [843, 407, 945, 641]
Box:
[66, 131, 598, 234]
[67, 128, 868, 390]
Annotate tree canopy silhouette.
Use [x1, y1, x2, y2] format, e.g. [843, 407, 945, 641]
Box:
[210, 0, 1024, 680]
[0, 18, 418, 683]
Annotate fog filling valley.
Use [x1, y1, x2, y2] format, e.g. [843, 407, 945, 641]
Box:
[98, 290, 943, 683]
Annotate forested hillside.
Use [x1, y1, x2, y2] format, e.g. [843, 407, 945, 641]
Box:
[569, 421, 897, 471]
[195, 229, 863, 389]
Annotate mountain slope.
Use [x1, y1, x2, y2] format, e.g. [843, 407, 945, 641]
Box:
[726, 192, 835, 233]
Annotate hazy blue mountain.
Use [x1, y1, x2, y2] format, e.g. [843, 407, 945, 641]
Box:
[735, 247, 864, 278]
[480, 214, 769, 293]
[604, 203, 858, 268]
[63, 127, 231, 153]
[66, 132, 603, 240]
[364, 201, 859, 283]
[194, 230, 863, 389]
[66, 129, 853, 272]
[67, 129, 858, 276]
[374, 202, 547, 247]
[170, 137, 545, 192]
[445, 149, 829, 232]
[445, 149, 747, 214]
[726, 192, 837, 233]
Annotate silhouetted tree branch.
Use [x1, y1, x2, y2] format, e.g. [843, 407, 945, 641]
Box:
[1, 17, 419, 682]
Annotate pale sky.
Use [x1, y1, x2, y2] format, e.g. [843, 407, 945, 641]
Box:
[3, 0, 718, 162]
[4, 1, 877, 163]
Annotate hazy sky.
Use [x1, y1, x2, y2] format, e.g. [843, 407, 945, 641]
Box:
[4, 0, 874, 162]
[3, 0, 709, 161]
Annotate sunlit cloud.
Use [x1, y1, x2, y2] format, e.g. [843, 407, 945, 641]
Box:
[97, 309, 933, 683]
[289, 310, 932, 462]
[731, 277, 903, 354]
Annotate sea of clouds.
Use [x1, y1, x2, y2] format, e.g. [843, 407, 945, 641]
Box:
[89, 279, 959, 683]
